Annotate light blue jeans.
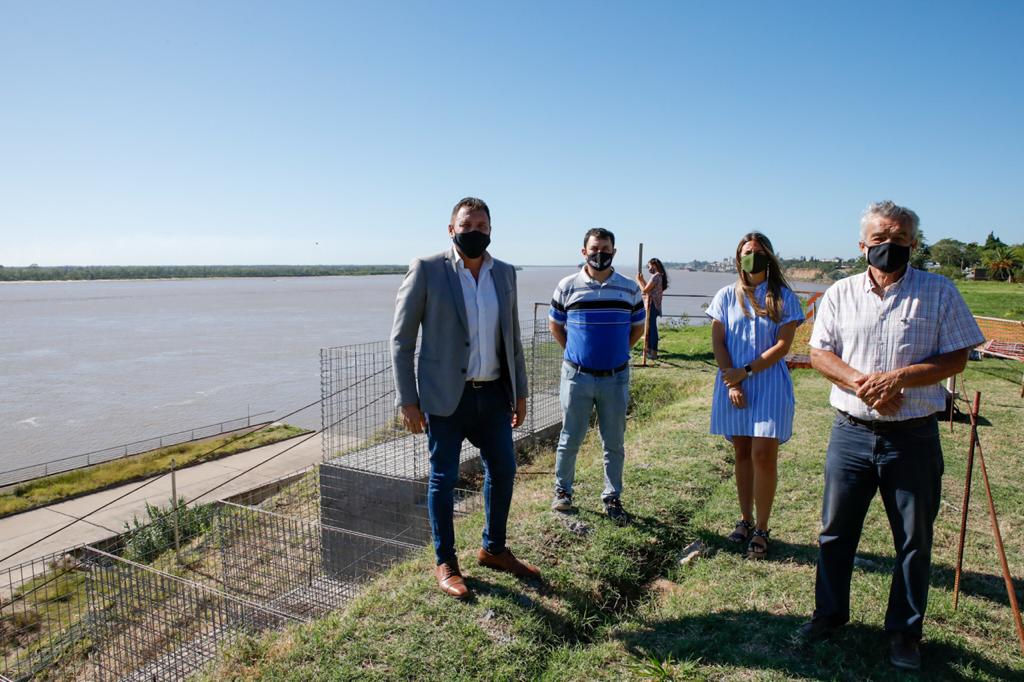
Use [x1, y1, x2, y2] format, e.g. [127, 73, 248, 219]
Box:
[554, 361, 630, 500]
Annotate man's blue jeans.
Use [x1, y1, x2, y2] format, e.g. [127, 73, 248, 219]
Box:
[814, 413, 943, 636]
[554, 361, 630, 500]
[425, 381, 516, 565]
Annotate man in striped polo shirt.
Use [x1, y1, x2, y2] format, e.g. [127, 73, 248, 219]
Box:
[797, 201, 985, 670]
[548, 228, 646, 525]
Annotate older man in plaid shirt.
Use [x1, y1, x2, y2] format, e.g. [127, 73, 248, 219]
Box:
[797, 201, 985, 670]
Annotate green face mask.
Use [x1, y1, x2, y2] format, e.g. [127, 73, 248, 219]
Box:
[741, 252, 769, 274]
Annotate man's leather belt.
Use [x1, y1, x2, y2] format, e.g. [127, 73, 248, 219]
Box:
[466, 379, 499, 389]
[564, 360, 630, 377]
[838, 411, 934, 433]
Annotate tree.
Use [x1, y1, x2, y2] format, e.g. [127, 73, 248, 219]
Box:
[982, 246, 1021, 282]
[930, 238, 967, 268]
[910, 230, 930, 269]
[963, 242, 983, 268]
[984, 231, 1006, 250]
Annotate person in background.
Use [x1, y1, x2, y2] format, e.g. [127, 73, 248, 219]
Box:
[797, 201, 985, 671]
[549, 228, 646, 525]
[707, 232, 804, 559]
[636, 257, 669, 358]
[391, 196, 539, 600]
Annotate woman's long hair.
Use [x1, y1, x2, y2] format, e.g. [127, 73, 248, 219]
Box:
[734, 232, 789, 322]
[647, 258, 669, 290]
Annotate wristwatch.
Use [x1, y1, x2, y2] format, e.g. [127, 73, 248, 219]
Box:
[744, 363, 754, 375]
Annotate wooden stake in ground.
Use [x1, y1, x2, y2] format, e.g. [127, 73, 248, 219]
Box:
[952, 391, 1024, 655]
[638, 242, 649, 367]
[953, 392, 979, 609]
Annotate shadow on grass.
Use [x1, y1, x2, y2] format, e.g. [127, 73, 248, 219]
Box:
[653, 350, 717, 367]
[968, 358, 1024, 386]
[465, 566, 629, 648]
[617, 609, 1023, 681]
[702, 532, 1023, 609]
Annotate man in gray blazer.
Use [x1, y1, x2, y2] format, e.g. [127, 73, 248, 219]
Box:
[391, 196, 539, 599]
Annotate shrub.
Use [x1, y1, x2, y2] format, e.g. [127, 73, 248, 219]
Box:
[122, 498, 216, 564]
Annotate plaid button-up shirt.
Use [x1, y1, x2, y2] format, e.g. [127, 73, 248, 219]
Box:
[810, 266, 985, 421]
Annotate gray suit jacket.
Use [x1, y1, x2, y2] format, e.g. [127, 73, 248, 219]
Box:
[391, 249, 528, 417]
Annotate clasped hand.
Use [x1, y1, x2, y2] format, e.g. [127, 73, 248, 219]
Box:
[853, 370, 905, 416]
[721, 367, 748, 389]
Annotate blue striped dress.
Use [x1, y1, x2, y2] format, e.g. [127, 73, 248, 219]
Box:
[707, 282, 805, 443]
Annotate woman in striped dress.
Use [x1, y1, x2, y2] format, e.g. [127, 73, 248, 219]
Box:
[707, 232, 804, 559]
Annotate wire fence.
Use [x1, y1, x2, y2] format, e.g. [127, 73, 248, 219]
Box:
[0, 412, 275, 489]
[319, 318, 565, 482]
[1, 317, 566, 681]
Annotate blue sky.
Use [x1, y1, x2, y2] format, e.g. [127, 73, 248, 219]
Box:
[1, 1, 1021, 266]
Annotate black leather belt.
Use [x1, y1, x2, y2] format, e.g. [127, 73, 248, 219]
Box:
[838, 411, 934, 433]
[564, 360, 630, 377]
[466, 379, 499, 389]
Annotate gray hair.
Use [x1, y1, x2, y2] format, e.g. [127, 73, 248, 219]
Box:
[860, 200, 920, 241]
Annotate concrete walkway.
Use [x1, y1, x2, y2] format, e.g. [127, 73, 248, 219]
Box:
[0, 432, 323, 574]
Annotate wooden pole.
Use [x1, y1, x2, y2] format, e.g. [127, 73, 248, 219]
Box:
[969, 392, 1024, 655]
[638, 243, 648, 366]
[948, 374, 957, 433]
[952, 392, 979, 609]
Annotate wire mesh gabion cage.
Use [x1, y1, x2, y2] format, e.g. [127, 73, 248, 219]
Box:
[1, 318, 565, 682]
[318, 318, 564, 480]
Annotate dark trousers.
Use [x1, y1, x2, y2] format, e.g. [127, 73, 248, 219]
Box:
[814, 414, 943, 636]
[647, 305, 660, 352]
[425, 381, 516, 565]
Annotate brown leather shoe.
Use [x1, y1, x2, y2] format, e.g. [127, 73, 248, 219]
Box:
[477, 547, 541, 578]
[435, 558, 470, 599]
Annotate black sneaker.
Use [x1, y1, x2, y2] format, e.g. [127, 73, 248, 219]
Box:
[603, 497, 630, 526]
[551, 488, 573, 512]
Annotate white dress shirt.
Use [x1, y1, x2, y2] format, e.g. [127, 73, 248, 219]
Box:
[810, 266, 985, 420]
[454, 247, 502, 382]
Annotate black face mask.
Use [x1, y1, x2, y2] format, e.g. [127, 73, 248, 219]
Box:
[452, 230, 490, 259]
[867, 242, 911, 273]
[586, 251, 614, 272]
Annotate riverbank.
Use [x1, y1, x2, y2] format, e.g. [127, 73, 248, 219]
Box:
[201, 326, 1024, 680]
[0, 424, 308, 518]
[0, 265, 408, 282]
[0, 426, 324, 575]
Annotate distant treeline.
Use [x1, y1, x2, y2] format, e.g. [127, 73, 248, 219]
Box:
[0, 264, 408, 281]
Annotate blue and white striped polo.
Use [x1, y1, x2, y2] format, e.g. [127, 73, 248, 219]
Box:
[549, 268, 646, 370]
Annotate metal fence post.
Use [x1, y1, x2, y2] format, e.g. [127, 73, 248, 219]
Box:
[171, 460, 180, 564]
[530, 324, 538, 447]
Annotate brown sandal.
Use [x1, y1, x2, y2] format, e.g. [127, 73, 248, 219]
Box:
[727, 519, 753, 544]
[747, 529, 770, 560]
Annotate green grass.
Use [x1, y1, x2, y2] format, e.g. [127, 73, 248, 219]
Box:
[956, 280, 1024, 320]
[200, 325, 1024, 681]
[0, 424, 309, 518]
